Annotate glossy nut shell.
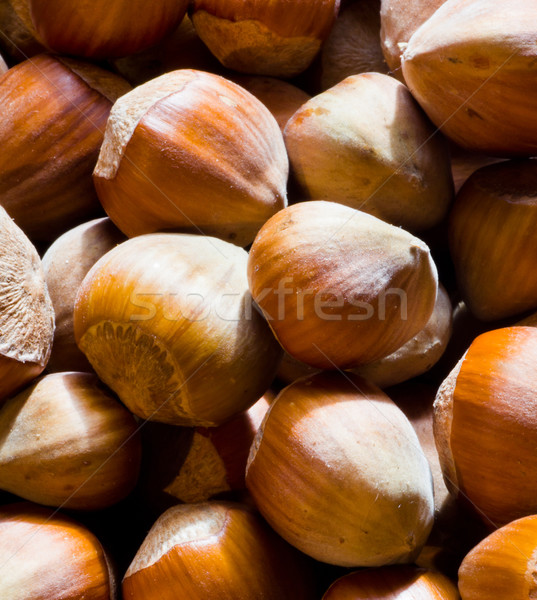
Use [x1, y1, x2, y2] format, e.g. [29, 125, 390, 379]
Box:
[247, 201, 438, 369]
[74, 233, 282, 426]
[246, 372, 434, 567]
[93, 69, 288, 247]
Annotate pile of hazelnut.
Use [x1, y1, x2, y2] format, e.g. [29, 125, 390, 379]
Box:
[0, 0, 536, 598]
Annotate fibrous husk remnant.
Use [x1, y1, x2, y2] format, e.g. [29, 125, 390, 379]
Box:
[0, 205, 54, 367]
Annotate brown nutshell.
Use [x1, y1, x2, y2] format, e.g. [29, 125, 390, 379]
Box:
[94, 69, 288, 247]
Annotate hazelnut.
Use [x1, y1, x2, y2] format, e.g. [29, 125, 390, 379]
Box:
[25, 0, 189, 58]
[401, 0, 537, 155]
[246, 372, 435, 566]
[190, 0, 341, 78]
[231, 75, 311, 132]
[434, 326, 537, 526]
[0, 502, 117, 599]
[322, 565, 459, 599]
[312, 0, 388, 92]
[353, 283, 452, 387]
[449, 158, 537, 321]
[277, 283, 452, 389]
[42, 217, 126, 372]
[74, 233, 282, 427]
[284, 73, 454, 232]
[459, 514, 537, 599]
[0, 372, 141, 509]
[93, 69, 288, 247]
[122, 501, 316, 599]
[380, 0, 446, 80]
[0, 204, 54, 402]
[0, 54, 130, 241]
[247, 201, 438, 369]
[1, 0, 44, 62]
